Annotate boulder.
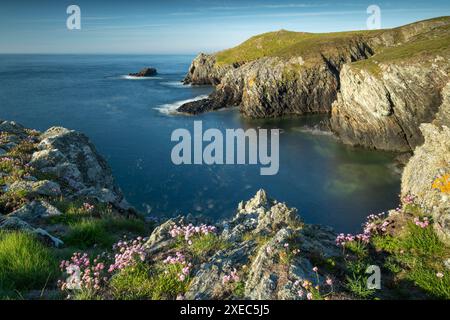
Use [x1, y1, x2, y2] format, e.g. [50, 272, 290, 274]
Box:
[9, 200, 62, 223]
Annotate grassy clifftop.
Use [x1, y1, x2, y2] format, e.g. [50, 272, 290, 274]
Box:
[215, 16, 450, 66]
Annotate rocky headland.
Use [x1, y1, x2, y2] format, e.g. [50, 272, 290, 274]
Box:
[0, 118, 449, 300]
[180, 16, 450, 152]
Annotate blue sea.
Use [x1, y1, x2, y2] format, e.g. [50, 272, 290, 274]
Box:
[0, 54, 401, 232]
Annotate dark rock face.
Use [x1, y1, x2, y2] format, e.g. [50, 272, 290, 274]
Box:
[177, 98, 220, 115]
[128, 67, 157, 77]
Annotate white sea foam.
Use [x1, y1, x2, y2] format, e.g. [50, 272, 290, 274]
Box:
[155, 94, 209, 115]
[161, 81, 188, 88]
[120, 75, 163, 80]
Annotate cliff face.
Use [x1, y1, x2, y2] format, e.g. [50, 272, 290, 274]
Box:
[401, 124, 450, 244]
[331, 60, 449, 151]
[182, 17, 450, 151]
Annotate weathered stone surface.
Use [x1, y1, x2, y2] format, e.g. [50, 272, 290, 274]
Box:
[30, 127, 130, 211]
[176, 190, 339, 300]
[331, 62, 449, 151]
[401, 124, 450, 244]
[0, 215, 63, 247]
[9, 200, 62, 222]
[183, 53, 232, 85]
[185, 241, 256, 299]
[9, 180, 61, 197]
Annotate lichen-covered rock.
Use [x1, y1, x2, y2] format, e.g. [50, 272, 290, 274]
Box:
[30, 127, 130, 211]
[9, 200, 62, 223]
[401, 124, 450, 244]
[8, 180, 61, 197]
[185, 241, 256, 300]
[183, 53, 232, 85]
[331, 61, 449, 151]
[180, 190, 340, 300]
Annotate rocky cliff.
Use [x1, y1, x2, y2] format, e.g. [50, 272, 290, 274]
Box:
[401, 124, 450, 244]
[181, 17, 450, 151]
[2, 120, 449, 300]
[0, 120, 132, 246]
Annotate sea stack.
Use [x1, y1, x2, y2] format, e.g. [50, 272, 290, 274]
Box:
[128, 67, 157, 77]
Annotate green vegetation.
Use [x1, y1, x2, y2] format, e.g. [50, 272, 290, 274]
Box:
[215, 29, 379, 65]
[372, 222, 450, 299]
[188, 233, 229, 259]
[0, 231, 59, 292]
[63, 216, 146, 249]
[110, 263, 154, 300]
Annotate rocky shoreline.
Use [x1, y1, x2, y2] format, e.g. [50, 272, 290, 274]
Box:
[179, 17, 450, 152]
[0, 118, 449, 300]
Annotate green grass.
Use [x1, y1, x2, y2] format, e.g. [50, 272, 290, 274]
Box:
[110, 262, 154, 300]
[62, 216, 147, 249]
[149, 263, 191, 300]
[110, 261, 191, 300]
[372, 222, 450, 299]
[215, 29, 379, 65]
[63, 219, 115, 249]
[0, 231, 59, 292]
[188, 233, 229, 258]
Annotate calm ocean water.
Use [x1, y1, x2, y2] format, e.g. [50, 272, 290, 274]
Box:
[0, 54, 400, 232]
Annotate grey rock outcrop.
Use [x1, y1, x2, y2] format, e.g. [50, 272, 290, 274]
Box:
[401, 124, 450, 244]
[30, 127, 130, 211]
[331, 60, 449, 151]
[0, 215, 63, 247]
[175, 190, 341, 300]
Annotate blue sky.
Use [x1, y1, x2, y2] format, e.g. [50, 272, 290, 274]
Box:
[1, 0, 449, 54]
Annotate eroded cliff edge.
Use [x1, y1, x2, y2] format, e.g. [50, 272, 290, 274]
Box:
[180, 17, 450, 152]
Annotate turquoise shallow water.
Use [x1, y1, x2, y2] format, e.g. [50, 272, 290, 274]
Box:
[0, 54, 401, 232]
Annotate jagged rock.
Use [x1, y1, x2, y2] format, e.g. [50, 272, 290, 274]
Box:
[244, 228, 293, 299]
[331, 62, 449, 151]
[30, 127, 130, 211]
[223, 189, 302, 241]
[401, 124, 450, 244]
[8, 180, 61, 197]
[128, 67, 157, 77]
[182, 190, 340, 300]
[0, 120, 27, 137]
[9, 200, 62, 223]
[185, 241, 256, 300]
[0, 215, 63, 247]
[183, 53, 231, 85]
